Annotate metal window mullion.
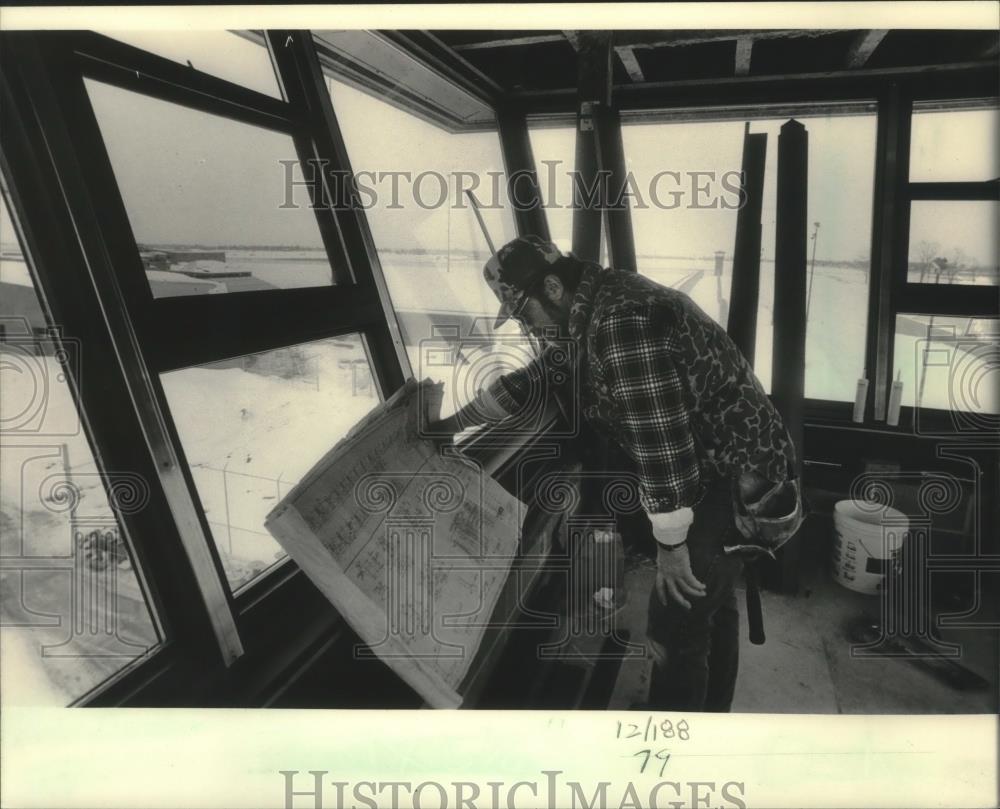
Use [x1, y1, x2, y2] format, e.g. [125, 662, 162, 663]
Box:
[908, 181, 1000, 201]
[71, 31, 298, 133]
[896, 285, 1000, 318]
[593, 105, 638, 273]
[288, 126, 357, 286]
[268, 30, 410, 395]
[571, 32, 613, 263]
[497, 105, 551, 241]
[5, 32, 245, 666]
[145, 286, 386, 373]
[865, 83, 912, 422]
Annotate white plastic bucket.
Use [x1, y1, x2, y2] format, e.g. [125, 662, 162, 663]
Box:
[831, 500, 909, 595]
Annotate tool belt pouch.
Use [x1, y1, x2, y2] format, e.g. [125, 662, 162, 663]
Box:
[727, 472, 805, 558]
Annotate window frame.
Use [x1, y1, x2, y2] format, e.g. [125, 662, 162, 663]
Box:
[68, 30, 411, 603]
[1, 29, 413, 706]
[868, 88, 999, 431]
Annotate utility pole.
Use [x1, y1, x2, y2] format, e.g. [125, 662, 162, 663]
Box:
[805, 221, 820, 321]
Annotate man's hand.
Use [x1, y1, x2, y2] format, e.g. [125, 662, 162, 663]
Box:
[405, 379, 454, 446]
[655, 544, 706, 610]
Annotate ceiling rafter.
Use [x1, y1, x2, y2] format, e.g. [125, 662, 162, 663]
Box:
[735, 36, 754, 76]
[453, 33, 566, 51]
[616, 45, 645, 82]
[625, 28, 843, 50]
[845, 30, 889, 68]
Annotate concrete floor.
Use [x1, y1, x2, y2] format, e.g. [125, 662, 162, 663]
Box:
[607, 556, 998, 714]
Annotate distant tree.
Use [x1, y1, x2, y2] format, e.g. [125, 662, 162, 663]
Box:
[931, 256, 949, 283]
[947, 247, 971, 284]
[913, 240, 940, 282]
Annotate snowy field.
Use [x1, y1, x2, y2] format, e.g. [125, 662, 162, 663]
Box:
[161, 337, 382, 591]
[1, 351, 158, 706]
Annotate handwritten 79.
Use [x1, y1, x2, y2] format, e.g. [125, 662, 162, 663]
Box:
[616, 716, 691, 778]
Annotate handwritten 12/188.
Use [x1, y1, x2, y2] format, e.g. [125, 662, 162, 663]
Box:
[616, 716, 691, 777]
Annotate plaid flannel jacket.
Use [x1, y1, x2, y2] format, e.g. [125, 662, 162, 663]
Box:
[489, 265, 797, 514]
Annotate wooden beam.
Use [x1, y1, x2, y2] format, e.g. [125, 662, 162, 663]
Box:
[512, 60, 998, 111]
[453, 34, 566, 51]
[735, 36, 753, 76]
[846, 30, 889, 69]
[625, 28, 841, 50]
[615, 45, 645, 82]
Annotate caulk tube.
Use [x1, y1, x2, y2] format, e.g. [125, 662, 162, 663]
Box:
[853, 371, 869, 423]
[887, 370, 904, 426]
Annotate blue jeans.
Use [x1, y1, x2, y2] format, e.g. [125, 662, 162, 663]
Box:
[645, 481, 745, 712]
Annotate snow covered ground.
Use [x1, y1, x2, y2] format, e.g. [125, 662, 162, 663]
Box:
[148, 251, 335, 294]
[160, 337, 382, 591]
[1, 352, 158, 706]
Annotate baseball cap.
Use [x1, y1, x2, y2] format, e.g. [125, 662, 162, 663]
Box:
[482, 235, 563, 328]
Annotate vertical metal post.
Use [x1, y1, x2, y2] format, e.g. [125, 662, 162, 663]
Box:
[727, 125, 767, 364]
[770, 118, 809, 595]
[497, 105, 551, 241]
[221, 460, 233, 556]
[595, 105, 637, 273]
[865, 83, 911, 422]
[267, 30, 410, 395]
[571, 31, 612, 263]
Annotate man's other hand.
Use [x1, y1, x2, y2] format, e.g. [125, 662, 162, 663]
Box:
[655, 544, 707, 610]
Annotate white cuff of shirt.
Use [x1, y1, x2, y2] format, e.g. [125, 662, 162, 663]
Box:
[649, 507, 694, 547]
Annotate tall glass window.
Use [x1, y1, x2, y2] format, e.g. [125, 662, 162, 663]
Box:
[160, 334, 379, 592]
[329, 77, 530, 419]
[86, 80, 336, 298]
[528, 123, 607, 264]
[622, 119, 743, 328]
[529, 125, 578, 254]
[909, 106, 1000, 183]
[621, 112, 877, 402]
[907, 201, 999, 286]
[95, 30, 281, 99]
[893, 316, 998, 414]
[1, 195, 159, 705]
[753, 114, 877, 399]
